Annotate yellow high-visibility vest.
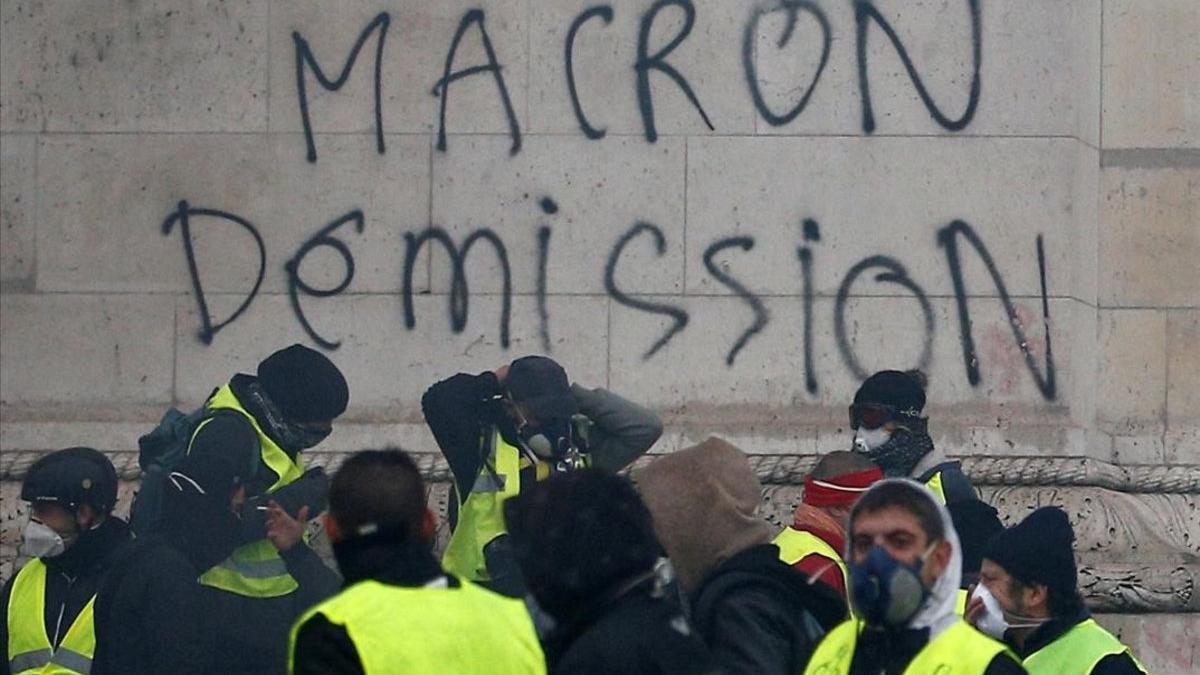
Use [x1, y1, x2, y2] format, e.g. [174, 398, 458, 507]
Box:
[924, 471, 947, 503]
[804, 618, 1014, 675]
[6, 560, 96, 674]
[288, 577, 546, 675]
[193, 384, 305, 598]
[1024, 618, 1148, 675]
[774, 526, 851, 618]
[442, 430, 588, 582]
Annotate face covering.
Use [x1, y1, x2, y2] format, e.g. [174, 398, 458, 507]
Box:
[518, 418, 573, 460]
[20, 518, 75, 559]
[247, 382, 332, 452]
[853, 427, 892, 453]
[850, 543, 936, 628]
[970, 583, 1048, 639]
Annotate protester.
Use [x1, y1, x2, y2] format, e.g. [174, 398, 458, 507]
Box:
[423, 355, 662, 595]
[2, 447, 131, 675]
[776, 451, 883, 600]
[504, 469, 717, 675]
[289, 449, 545, 675]
[636, 437, 844, 675]
[969, 507, 1147, 674]
[848, 369, 974, 504]
[803, 478, 1024, 674]
[162, 343, 345, 674]
[93, 452, 248, 674]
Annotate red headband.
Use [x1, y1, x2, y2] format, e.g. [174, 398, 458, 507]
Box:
[803, 467, 884, 507]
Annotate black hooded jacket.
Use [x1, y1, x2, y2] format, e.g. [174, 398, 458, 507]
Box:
[0, 517, 132, 672]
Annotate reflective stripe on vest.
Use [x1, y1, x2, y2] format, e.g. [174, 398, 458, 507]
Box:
[6, 560, 96, 675]
[441, 430, 590, 582]
[804, 619, 1013, 675]
[773, 527, 852, 617]
[288, 578, 547, 675]
[193, 384, 304, 598]
[925, 471, 947, 504]
[1024, 619, 1148, 675]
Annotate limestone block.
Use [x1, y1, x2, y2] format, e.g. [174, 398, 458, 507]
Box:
[1166, 427, 1200, 466]
[0, 422, 153, 455]
[269, 0, 528, 141]
[1112, 434, 1166, 465]
[1102, 0, 1200, 148]
[0, 294, 175, 406]
[1167, 310, 1200, 426]
[36, 133, 429, 294]
[1094, 614, 1199, 675]
[174, 292, 609, 414]
[686, 136, 1094, 300]
[0, 134, 35, 288]
[527, 0, 755, 137]
[0, 1, 267, 132]
[750, 0, 1100, 142]
[1099, 167, 1200, 307]
[1097, 309, 1167, 433]
[431, 134, 685, 294]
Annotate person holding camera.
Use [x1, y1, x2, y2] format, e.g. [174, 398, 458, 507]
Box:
[421, 355, 662, 597]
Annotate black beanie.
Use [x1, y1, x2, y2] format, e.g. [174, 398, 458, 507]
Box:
[853, 370, 927, 413]
[983, 506, 1077, 594]
[257, 344, 349, 423]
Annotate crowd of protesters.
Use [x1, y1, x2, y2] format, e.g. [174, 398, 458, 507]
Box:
[2, 345, 1147, 674]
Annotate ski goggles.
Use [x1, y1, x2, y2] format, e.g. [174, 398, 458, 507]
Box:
[848, 403, 922, 430]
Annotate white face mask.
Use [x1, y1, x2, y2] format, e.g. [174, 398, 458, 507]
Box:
[971, 583, 1047, 639]
[20, 519, 70, 559]
[853, 427, 892, 452]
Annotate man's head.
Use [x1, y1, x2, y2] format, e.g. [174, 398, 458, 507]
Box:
[847, 479, 959, 628]
[20, 447, 118, 558]
[502, 356, 578, 458]
[980, 507, 1082, 626]
[504, 469, 660, 621]
[849, 369, 927, 452]
[162, 452, 248, 569]
[324, 449, 434, 547]
[257, 343, 350, 441]
[803, 450, 883, 527]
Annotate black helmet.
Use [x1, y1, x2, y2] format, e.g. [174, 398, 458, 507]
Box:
[21, 447, 119, 514]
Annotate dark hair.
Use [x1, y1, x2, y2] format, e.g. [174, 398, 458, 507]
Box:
[329, 449, 426, 542]
[852, 481, 944, 542]
[812, 450, 878, 480]
[1008, 575, 1085, 619]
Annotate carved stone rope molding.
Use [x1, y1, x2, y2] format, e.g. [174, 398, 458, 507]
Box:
[4, 450, 1198, 493]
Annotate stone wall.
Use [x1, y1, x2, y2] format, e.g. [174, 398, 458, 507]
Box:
[1, 0, 1196, 671]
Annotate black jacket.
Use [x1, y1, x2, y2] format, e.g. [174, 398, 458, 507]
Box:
[1015, 607, 1143, 675]
[91, 535, 210, 675]
[290, 539, 449, 675]
[848, 624, 1026, 675]
[421, 372, 663, 501]
[544, 575, 717, 675]
[688, 544, 846, 675]
[1, 517, 132, 674]
[190, 374, 330, 543]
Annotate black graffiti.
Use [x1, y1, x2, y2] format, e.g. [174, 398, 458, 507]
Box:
[293, 13, 390, 163]
[938, 220, 1056, 400]
[636, 0, 715, 143]
[703, 237, 769, 366]
[284, 210, 365, 350]
[854, 0, 981, 133]
[797, 219, 820, 394]
[743, 1, 832, 127]
[161, 201, 266, 345]
[565, 5, 614, 140]
[604, 222, 689, 359]
[402, 227, 512, 349]
[536, 197, 558, 353]
[433, 9, 521, 156]
[834, 255, 935, 381]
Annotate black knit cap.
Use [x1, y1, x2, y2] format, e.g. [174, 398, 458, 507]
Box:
[983, 506, 1078, 594]
[505, 355, 577, 421]
[853, 370, 927, 414]
[257, 344, 349, 423]
[21, 447, 119, 514]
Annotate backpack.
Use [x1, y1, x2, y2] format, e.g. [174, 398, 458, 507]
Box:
[129, 405, 252, 536]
